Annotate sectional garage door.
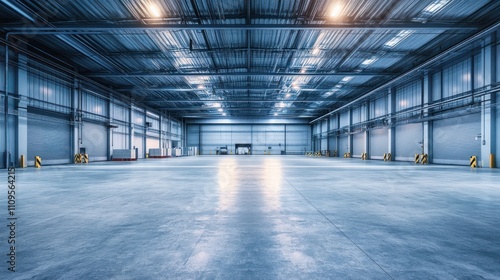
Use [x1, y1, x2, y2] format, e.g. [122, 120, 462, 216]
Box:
[370, 128, 388, 158]
[82, 122, 107, 161]
[433, 114, 481, 165]
[28, 116, 71, 165]
[396, 123, 422, 161]
[338, 136, 349, 154]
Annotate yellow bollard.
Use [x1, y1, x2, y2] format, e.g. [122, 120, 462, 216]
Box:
[35, 156, 42, 168]
[470, 156, 477, 168]
[490, 154, 495, 168]
[20, 155, 26, 168]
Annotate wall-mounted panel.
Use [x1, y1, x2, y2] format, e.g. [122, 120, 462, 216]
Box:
[395, 123, 422, 161]
[81, 122, 107, 161]
[146, 137, 160, 152]
[369, 128, 389, 158]
[433, 114, 481, 165]
[28, 116, 71, 165]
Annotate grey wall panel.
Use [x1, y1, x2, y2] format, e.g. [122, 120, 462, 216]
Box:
[395, 123, 422, 161]
[81, 122, 107, 161]
[352, 133, 364, 156]
[285, 125, 310, 154]
[328, 136, 338, 153]
[28, 116, 71, 165]
[433, 114, 481, 165]
[370, 128, 389, 158]
[340, 112, 349, 127]
[497, 93, 500, 168]
[339, 136, 349, 154]
[186, 125, 200, 147]
[134, 135, 144, 158]
[0, 111, 4, 168]
[112, 133, 127, 150]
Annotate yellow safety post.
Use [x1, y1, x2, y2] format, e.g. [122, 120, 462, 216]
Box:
[387, 153, 391, 161]
[361, 153, 368, 160]
[82, 154, 89, 164]
[470, 156, 477, 168]
[421, 154, 428, 164]
[20, 155, 26, 168]
[414, 154, 421, 164]
[35, 156, 42, 168]
[490, 154, 495, 168]
[333, 150, 337, 157]
[74, 154, 81, 164]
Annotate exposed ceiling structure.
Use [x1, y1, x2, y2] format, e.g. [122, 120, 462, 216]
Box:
[1, 0, 499, 119]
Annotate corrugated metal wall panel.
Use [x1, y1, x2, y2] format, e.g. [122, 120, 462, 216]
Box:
[352, 133, 364, 156]
[395, 123, 422, 161]
[133, 110, 144, 125]
[370, 128, 389, 157]
[328, 136, 337, 153]
[497, 92, 500, 168]
[373, 97, 387, 118]
[28, 116, 71, 164]
[396, 80, 422, 111]
[112, 133, 128, 150]
[81, 122, 107, 161]
[329, 115, 338, 129]
[340, 112, 349, 127]
[231, 125, 252, 144]
[433, 114, 481, 165]
[339, 136, 349, 154]
[432, 72, 442, 101]
[443, 58, 471, 98]
[285, 125, 310, 154]
[112, 104, 129, 122]
[186, 125, 200, 147]
[352, 107, 361, 124]
[0, 111, 4, 169]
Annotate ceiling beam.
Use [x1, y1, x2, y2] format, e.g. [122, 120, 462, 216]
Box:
[116, 86, 353, 92]
[144, 99, 346, 103]
[1, 23, 478, 33]
[86, 71, 388, 78]
[159, 107, 315, 111]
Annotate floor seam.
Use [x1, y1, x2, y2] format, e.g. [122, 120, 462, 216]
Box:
[283, 177, 395, 280]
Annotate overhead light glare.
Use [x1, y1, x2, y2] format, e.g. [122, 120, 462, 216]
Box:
[329, 2, 343, 18]
[148, 4, 162, 18]
[312, 48, 320, 55]
[285, 93, 291, 98]
[222, 113, 227, 116]
[274, 113, 278, 116]
[218, 108, 223, 112]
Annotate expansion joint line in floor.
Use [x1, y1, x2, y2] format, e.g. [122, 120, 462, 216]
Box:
[283, 177, 395, 280]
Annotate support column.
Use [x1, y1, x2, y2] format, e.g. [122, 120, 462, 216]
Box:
[108, 98, 113, 160]
[348, 109, 353, 154]
[72, 78, 81, 156]
[129, 104, 134, 150]
[481, 35, 495, 167]
[388, 88, 396, 160]
[423, 72, 432, 163]
[17, 54, 28, 167]
[364, 102, 370, 157]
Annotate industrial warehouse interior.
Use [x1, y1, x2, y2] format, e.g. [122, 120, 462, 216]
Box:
[1, 0, 499, 279]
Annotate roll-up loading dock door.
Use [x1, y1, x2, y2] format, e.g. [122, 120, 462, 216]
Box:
[28, 116, 71, 165]
[82, 122, 108, 161]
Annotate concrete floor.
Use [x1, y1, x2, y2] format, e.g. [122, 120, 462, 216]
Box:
[1, 156, 500, 279]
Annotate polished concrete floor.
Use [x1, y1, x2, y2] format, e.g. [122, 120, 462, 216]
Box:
[1, 156, 500, 279]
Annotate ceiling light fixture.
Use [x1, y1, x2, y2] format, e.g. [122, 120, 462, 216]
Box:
[222, 113, 227, 116]
[361, 56, 378, 67]
[383, 30, 414, 49]
[423, 0, 452, 14]
[218, 108, 223, 112]
[312, 48, 320, 55]
[340, 76, 354, 83]
[274, 113, 278, 116]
